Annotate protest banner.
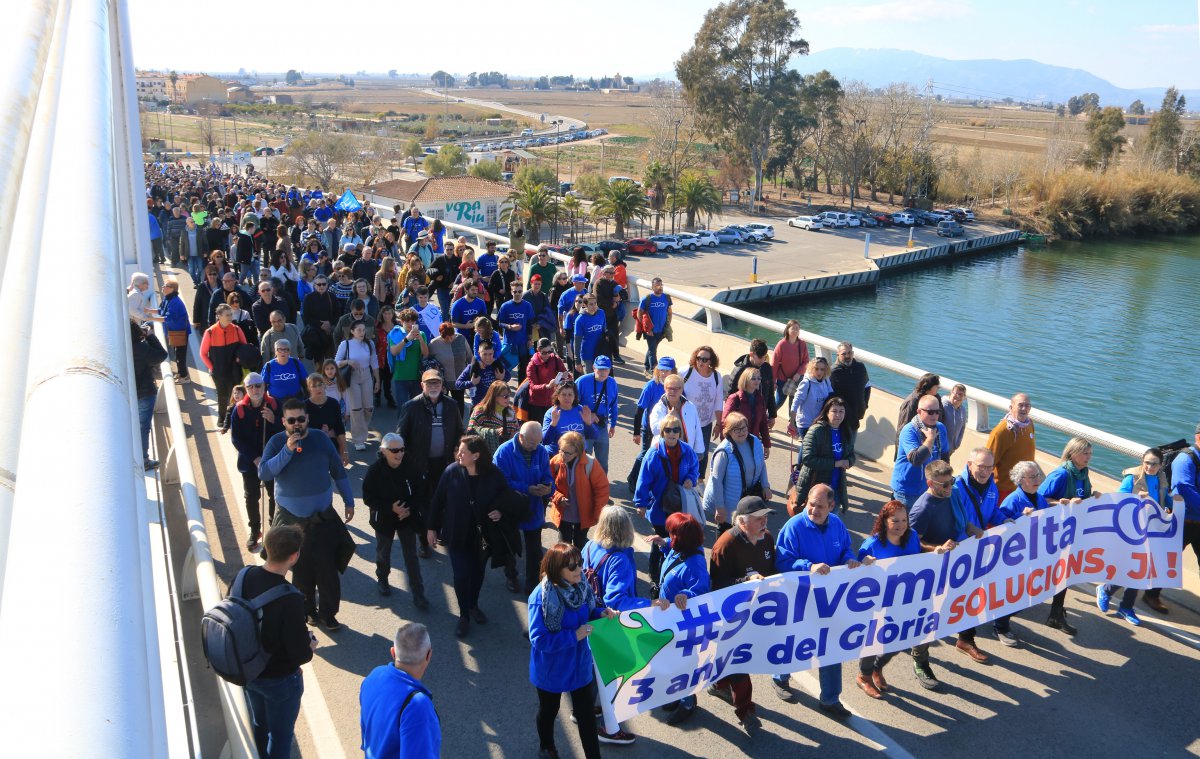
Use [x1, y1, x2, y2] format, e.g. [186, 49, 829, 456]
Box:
[589, 494, 1182, 731]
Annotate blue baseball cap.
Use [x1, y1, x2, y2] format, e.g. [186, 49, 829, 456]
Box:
[594, 355, 612, 370]
[656, 357, 676, 371]
[571, 274, 588, 284]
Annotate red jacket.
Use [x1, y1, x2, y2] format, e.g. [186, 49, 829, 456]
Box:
[526, 351, 567, 407]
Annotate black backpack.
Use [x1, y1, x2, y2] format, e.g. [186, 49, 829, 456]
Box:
[1161, 441, 1199, 493]
[201, 567, 303, 686]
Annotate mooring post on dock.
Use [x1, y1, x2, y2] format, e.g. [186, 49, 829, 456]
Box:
[863, 232, 871, 259]
[751, 256, 758, 283]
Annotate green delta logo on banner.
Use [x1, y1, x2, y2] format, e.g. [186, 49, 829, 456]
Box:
[588, 494, 1182, 731]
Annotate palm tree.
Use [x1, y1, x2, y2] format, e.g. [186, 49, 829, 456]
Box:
[592, 180, 649, 240]
[559, 194, 583, 241]
[505, 179, 559, 244]
[670, 172, 722, 231]
[643, 160, 672, 232]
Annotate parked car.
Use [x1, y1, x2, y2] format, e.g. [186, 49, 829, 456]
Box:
[948, 206, 975, 222]
[901, 208, 926, 225]
[936, 221, 965, 237]
[869, 212, 893, 227]
[648, 235, 682, 253]
[855, 213, 879, 228]
[744, 222, 775, 239]
[674, 233, 702, 250]
[816, 211, 847, 228]
[626, 238, 659, 255]
[891, 212, 916, 226]
[692, 230, 720, 247]
[787, 215, 824, 231]
[729, 225, 766, 242]
[521, 128, 534, 137]
[715, 227, 747, 244]
[595, 240, 628, 255]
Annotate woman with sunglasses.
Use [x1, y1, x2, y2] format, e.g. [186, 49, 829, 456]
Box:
[788, 357, 832, 454]
[362, 432, 429, 609]
[1095, 448, 1168, 624]
[682, 346, 725, 480]
[525, 338, 568, 425]
[466, 380, 520, 458]
[528, 543, 616, 759]
[634, 413, 699, 596]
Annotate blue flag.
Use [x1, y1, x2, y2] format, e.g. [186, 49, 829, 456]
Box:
[334, 189, 362, 212]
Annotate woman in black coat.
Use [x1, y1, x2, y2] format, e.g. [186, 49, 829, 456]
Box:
[426, 434, 517, 638]
[795, 396, 858, 513]
[362, 432, 429, 610]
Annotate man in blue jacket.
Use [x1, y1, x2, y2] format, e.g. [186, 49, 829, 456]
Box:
[772, 484, 862, 717]
[892, 396, 951, 507]
[360, 622, 441, 759]
[1172, 422, 1200, 573]
[952, 447, 1008, 538]
[494, 422, 553, 595]
[576, 355, 619, 473]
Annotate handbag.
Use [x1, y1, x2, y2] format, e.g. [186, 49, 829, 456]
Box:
[167, 330, 188, 347]
[338, 363, 354, 386]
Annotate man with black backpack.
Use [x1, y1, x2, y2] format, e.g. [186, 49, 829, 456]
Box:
[229, 525, 314, 759]
[1171, 422, 1200, 574]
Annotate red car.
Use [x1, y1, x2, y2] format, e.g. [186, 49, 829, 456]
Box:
[870, 212, 893, 227]
[625, 238, 658, 255]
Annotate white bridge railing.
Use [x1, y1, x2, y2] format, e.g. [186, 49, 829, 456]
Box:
[439, 219, 1149, 463]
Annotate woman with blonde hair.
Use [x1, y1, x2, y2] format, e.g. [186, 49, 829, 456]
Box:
[374, 255, 399, 306]
[1036, 436, 1100, 635]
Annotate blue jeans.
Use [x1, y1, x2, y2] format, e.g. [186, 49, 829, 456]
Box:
[585, 427, 611, 474]
[187, 255, 205, 283]
[392, 379, 420, 405]
[241, 257, 260, 287]
[244, 669, 304, 759]
[436, 288, 452, 317]
[773, 663, 842, 705]
[137, 394, 156, 461]
[643, 332, 663, 371]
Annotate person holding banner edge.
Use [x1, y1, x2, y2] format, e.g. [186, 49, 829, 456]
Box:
[706, 496, 778, 734]
[995, 461, 1052, 645]
[527, 543, 616, 759]
[855, 499, 952, 698]
[772, 484, 866, 718]
[1037, 436, 1103, 636]
[651, 512, 709, 726]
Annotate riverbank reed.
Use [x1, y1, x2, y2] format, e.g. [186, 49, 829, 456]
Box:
[1029, 169, 1200, 240]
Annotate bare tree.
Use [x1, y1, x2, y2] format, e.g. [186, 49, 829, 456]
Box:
[352, 136, 397, 186]
[283, 131, 356, 189]
[646, 91, 707, 178]
[197, 116, 217, 157]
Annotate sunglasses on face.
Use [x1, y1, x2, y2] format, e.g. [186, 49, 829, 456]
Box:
[920, 408, 941, 415]
[697, 356, 712, 363]
[386, 447, 406, 454]
[285, 415, 307, 424]
[565, 562, 579, 571]
[662, 427, 681, 434]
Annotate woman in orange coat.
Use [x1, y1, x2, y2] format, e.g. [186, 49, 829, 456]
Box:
[200, 303, 248, 421]
[548, 431, 611, 549]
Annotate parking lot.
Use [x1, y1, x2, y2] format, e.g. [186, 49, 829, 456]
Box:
[621, 212, 1013, 297]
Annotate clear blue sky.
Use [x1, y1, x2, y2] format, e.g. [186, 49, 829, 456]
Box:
[129, 0, 1200, 89]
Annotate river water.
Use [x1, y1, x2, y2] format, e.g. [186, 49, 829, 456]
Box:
[729, 235, 1200, 474]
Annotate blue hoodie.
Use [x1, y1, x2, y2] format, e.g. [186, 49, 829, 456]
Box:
[633, 440, 699, 527]
[542, 405, 588, 455]
[775, 511, 854, 572]
[952, 464, 1003, 531]
[891, 420, 949, 502]
[659, 548, 710, 601]
[359, 665, 440, 759]
[527, 582, 601, 693]
[582, 541, 650, 612]
[494, 436, 552, 531]
[1170, 445, 1200, 521]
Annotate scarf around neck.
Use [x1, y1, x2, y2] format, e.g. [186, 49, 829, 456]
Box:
[1005, 413, 1032, 432]
[540, 578, 597, 633]
[1063, 460, 1092, 498]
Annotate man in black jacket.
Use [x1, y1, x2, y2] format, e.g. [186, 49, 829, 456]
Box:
[397, 370, 464, 557]
[362, 432, 429, 607]
[230, 373, 283, 551]
[730, 339, 779, 425]
[251, 281, 292, 333]
[829, 341, 871, 432]
[241, 525, 315, 759]
[208, 271, 252, 325]
[131, 319, 168, 471]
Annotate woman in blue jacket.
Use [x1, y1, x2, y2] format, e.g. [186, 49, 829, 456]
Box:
[528, 543, 614, 759]
[634, 414, 699, 595]
[541, 382, 595, 455]
[1037, 437, 1101, 636]
[1098, 448, 1171, 624]
[158, 278, 192, 381]
[653, 512, 709, 725]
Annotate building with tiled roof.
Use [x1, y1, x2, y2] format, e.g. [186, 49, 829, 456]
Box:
[358, 176, 515, 230]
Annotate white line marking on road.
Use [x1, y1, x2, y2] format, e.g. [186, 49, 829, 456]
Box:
[794, 670, 918, 759]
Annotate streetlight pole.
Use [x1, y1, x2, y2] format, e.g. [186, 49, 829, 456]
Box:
[553, 119, 562, 245]
[670, 118, 680, 235]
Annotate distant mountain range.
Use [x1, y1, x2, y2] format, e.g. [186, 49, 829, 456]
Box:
[792, 48, 1199, 108]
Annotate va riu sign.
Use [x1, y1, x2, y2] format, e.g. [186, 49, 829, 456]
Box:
[589, 495, 1182, 729]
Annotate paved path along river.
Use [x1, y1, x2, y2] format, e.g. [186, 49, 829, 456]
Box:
[164, 265, 1200, 759]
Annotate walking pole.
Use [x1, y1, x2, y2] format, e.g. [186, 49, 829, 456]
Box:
[259, 407, 268, 550]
